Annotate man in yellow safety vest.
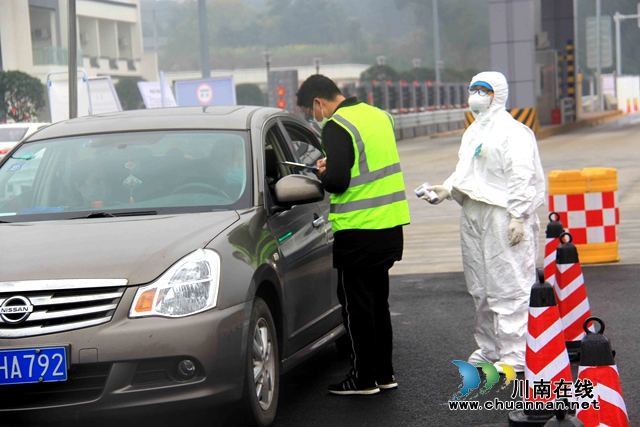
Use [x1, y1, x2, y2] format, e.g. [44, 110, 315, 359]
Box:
[297, 74, 410, 395]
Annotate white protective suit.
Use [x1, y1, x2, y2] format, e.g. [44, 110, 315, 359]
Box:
[443, 71, 545, 371]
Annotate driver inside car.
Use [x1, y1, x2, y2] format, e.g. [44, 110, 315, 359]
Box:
[74, 162, 113, 208]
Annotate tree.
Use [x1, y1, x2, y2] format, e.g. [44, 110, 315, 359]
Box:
[0, 71, 45, 122]
[236, 83, 266, 106]
[115, 77, 145, 110]
[360, 64, 400, 83]
[399, 67, 436, 82]
[394, 0, 490, 71]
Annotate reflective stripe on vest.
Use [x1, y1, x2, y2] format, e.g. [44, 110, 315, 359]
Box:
[331, 114, 403, 187]
[327, 103, 410, 232]
[330, 190, 407, 214]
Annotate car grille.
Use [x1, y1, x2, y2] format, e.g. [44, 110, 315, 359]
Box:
[0, 279, 127, 338]
[0, 362, 111, 409]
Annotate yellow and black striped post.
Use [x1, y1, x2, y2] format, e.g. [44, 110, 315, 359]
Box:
[464, 111, 474, 128]
[566, 40, 575, 98]
[509, 108, 539, 135]
[558, 52, 565, 99]
[464, 108, 540, 137]
[565, 39, 576, 120]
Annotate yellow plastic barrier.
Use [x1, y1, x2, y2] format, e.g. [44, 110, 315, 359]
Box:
[547, 168, 619, 264]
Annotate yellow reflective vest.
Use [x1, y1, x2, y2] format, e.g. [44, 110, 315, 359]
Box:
[325, 103, 410, 232]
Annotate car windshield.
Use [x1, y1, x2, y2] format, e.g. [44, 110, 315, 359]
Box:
[0, 127, 29, 142]
[0, 130, 251, 222]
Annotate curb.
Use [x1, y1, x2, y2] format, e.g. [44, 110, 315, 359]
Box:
[538, 110, 626, 139]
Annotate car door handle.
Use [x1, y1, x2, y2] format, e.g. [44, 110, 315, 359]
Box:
[312, 216, 325, 228]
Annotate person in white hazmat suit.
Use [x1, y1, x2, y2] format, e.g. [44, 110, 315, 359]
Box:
[424, 71, 545, 372]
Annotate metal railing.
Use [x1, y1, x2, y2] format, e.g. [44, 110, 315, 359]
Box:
[32, 46, 83, 66]
[392, 108, 466, 140]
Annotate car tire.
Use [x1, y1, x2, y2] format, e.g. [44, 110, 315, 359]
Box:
[241, 297, 279, 427]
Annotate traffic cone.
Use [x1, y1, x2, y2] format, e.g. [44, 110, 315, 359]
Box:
[509, 270, 573, 426]
[576, 317, 629, 427]
[544, 212, 564, 288]
[554, 232, 592, 360]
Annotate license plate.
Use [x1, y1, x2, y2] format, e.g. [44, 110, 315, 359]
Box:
[0, 347, 67, 385]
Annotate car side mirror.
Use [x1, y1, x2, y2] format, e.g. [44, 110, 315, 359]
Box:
[273, 175, 324, 207]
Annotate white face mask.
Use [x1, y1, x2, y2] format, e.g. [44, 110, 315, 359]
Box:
[468, 93, 493, 118]
[313, 102, 329, 129]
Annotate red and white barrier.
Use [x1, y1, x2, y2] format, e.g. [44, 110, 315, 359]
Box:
[544, 212, 564, 287]
[554, 233, 593, 345]
[577, 317, 629, 427]
[525, 279, 573, 405]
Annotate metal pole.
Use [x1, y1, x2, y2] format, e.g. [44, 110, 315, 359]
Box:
[68, 0, 78, 119]
[613, 13, 640, 78]
[313, 57, 321, 74]
[614, 12, 622, 76]
[198, 0, 211, 78]
[152, 5, 158, 52]
[263, 49, 270, 106]
[596, 0, 603, 111]
[432, 0, 441, 83]
[573, 0, 582, 115]
[160, 70, 166, 108]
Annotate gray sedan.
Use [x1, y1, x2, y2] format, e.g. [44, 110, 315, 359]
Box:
[0, 107, 344, 426]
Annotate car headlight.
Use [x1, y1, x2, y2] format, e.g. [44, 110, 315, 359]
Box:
[130, 249, 220, 318]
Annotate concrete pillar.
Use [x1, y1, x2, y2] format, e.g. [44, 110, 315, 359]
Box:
[487, 0, 536, 109]
[0, 0, 34, 71]
[540, 0, 574, 52]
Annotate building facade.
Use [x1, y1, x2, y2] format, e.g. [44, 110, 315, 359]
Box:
[0, 0, 158, 84]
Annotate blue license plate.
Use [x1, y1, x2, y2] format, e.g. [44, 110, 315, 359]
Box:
[0, 347, 67, 385]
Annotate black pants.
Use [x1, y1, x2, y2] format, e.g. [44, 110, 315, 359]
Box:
[337, 262, 394, 385]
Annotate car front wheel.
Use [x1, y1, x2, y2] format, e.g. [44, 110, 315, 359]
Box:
[242, 297, 279, 427]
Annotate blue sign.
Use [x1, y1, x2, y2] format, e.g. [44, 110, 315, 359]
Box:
[175, 77, 237, 107]
[0, 347, 68, 385]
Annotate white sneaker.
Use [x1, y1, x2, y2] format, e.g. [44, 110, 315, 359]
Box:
[467, 349, 495, 366]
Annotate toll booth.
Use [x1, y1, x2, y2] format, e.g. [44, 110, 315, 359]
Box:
[426, 83, 438, 109]
[369, 80, 390, 110]
[357, 82, 372, 105]
[341, 83, 357, 98]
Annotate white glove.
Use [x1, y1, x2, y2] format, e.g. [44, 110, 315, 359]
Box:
[422, 185, 450, 205]
[508, 216, 525, 247]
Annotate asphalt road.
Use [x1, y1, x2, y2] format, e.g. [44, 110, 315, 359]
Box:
[10, 264, 636, 427]
[271, 264, 640, 427]
[7, 120, 639, 427]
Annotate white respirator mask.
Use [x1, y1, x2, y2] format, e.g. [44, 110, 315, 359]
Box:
[468, 93, 493, 118]
[313, 101, 329, 129]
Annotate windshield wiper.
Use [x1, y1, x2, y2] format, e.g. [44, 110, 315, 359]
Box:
[70, 210, 157, 219]
[0, 219, 12, 223]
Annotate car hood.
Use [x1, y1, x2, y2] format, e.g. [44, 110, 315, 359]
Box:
[0, 211, 239, 285]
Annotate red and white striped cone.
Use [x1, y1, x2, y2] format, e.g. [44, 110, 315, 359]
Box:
[544, 212, 564, 288]
[509, 271, 573, 426]
[577, 317, 629, 427]
[554, 232, 593, 360]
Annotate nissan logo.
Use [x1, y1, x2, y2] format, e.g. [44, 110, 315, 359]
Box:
[0, 296, 34, 324]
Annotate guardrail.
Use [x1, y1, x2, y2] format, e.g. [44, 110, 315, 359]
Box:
[390, 108, 466, 140]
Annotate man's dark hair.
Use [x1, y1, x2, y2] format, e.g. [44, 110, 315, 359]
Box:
[296, 74, 342, 109]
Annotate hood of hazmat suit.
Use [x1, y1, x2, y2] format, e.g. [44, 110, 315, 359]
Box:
[443, 71, 546, 371]
[444, 71, 545, 218]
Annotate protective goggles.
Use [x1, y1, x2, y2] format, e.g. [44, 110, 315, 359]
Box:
[468, 82, 493, 96]
[468, 86, 492, 96]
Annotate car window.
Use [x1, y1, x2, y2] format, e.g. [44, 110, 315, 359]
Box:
[0, 127, 28, 142]
[0, 130, 251, 222]
[264, 125, 292, 188]
[281, 121, 325, 175]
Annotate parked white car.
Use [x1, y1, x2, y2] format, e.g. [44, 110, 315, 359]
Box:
[0, 123, 49, 159]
